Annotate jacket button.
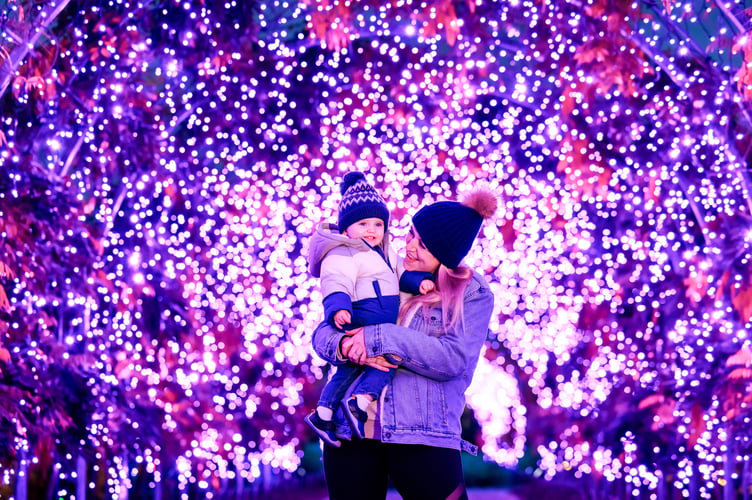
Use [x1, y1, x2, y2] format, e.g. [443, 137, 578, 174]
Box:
[385, 432, 392, 439]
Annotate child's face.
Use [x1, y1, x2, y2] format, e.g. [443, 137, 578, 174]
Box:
[345, 217, 385, 247]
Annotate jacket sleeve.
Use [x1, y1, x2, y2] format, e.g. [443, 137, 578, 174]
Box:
[319, 249, 357, 311]
[399, 270, 434, 294]
[322, 291, 352, 327]
[311, 320, 349, 366]
[362, 281, 494, 381]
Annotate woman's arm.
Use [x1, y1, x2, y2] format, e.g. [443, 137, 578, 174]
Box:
[363, 278, 494, 381]
[311, 320, 349, 366]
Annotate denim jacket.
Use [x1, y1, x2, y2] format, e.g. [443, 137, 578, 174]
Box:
[311, 270, 494, 455]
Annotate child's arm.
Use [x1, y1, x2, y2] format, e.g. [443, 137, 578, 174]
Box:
[320, 248, 357, 329]
[399, 270, 435, 295]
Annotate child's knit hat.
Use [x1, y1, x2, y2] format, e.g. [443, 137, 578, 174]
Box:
[338, 172, 390, 233]
[412, 189, 497, 269]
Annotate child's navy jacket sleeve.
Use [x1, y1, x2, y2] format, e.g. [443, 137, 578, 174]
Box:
[399, 270, 434, 295]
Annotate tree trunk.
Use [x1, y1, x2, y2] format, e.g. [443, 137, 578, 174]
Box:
[626, 477, 635, 500]
[77, 455, 86, 499]
[16, 451, 27, 500]
[689, 460, 699, 500]
[657, 470, 666, 500]
[119, 459, 129, 500]
[154, 465, 162, 500]
[724, 436, 735, 500]
[236, 462, 244, 500]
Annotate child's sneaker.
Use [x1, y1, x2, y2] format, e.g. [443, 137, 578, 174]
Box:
[344, 396, 368, 439]
[304, 411, 341, 447]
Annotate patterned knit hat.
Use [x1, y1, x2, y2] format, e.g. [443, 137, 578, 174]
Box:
[338, 172, 390, 233]
[412, 189, 498, 269]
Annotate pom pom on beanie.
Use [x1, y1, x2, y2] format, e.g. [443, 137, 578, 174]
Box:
[462, 190, 498, 219]
[412, 189, 497, 269]
[340, 171, 366, 195]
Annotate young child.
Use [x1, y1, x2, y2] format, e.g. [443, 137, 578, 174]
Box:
[305, 171, 433, 447]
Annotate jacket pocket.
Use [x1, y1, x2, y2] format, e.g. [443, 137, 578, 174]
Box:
[425, 312, 445, 338]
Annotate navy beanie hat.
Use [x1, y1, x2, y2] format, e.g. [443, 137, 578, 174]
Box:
[338, 172, 390, 233]
[412, 190, 498, 269]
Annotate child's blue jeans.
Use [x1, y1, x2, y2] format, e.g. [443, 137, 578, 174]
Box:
[318, 363, 395, 409]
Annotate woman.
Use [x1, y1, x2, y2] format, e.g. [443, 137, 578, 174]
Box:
[311, 188, 498, 500]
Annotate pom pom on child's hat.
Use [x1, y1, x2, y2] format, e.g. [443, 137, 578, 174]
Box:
[338, 172, 390, 233]
[412, 189, 498, 269]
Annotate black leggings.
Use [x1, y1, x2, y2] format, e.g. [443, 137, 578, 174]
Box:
[322, 439, 468, 500]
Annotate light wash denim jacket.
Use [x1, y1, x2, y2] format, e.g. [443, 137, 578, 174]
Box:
[311, 270, 494, 455]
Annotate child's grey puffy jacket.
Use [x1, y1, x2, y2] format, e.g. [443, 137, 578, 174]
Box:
[308, 222, 402, 328]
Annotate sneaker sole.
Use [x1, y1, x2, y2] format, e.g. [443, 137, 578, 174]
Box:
[304, 414, 341, 447]
[343, 401, 366, 440]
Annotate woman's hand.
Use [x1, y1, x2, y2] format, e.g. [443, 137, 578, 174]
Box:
[341, 327, 366, 364]
[363, 355, 398, 372]
[342, 328, 399, 371]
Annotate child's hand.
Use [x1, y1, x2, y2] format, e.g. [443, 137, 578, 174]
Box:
[334, 309, 352, 328]
[419, 279, 435, 295]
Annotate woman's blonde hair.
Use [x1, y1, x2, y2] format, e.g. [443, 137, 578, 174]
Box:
[397, 265, 473, 330]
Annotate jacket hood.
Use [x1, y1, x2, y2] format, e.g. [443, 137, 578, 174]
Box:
[308, 222, 391, 277]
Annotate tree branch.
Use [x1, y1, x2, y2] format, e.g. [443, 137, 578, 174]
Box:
[713, 0, 746, 34]
[0, 0, 71, 99]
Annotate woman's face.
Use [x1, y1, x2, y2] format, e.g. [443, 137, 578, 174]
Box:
[404, 226, 440, 274]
